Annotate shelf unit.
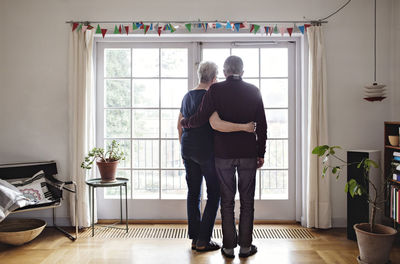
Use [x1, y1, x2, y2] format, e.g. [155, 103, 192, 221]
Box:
[384, 121, 400, 227]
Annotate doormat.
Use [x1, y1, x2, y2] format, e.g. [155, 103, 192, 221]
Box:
[79, 224, 315, 240]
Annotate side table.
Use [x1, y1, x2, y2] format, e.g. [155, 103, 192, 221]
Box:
[86, 177, 129, 237]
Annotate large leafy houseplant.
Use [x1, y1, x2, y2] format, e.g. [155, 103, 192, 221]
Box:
[81, 140, 125, 182]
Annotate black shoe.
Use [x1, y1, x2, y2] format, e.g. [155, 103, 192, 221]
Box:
[239, 245, 257, 258]
[221, 248, 235, 258]
[196, 240, 221, 252]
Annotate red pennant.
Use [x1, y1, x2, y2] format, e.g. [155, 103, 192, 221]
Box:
[140, 22, 144, 29]
[240, 23, 245, 28]
[144, 25, 150, 34]
[269, 27, 273, 35]
[124, 26, 129, 35]
[250, 24, 254, 33]
[158, 26, 162, 36]
[304, 24, 311, 31]
[72, 23, 79, 32]
[101, 28, 107, 38]
[87, 25, 94, 30]
[119, 25, 122, 34]
[163, 25, 167, 30]
[287, 27, 293, 36]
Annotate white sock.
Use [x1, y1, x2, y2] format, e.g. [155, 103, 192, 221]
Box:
[240, 246, 251, 254]
[223, 248, 234, 255]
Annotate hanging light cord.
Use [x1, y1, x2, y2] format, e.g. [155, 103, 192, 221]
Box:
[318, 0, 352, 21]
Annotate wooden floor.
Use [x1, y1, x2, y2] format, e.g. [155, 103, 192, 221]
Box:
[0, 225, 399, 264]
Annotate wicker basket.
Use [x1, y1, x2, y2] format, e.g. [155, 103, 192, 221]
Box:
[0, 219, 46, 246]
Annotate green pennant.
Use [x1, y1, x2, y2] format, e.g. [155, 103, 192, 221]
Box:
[170, 24, 176, 33]
[132, 23, 138, 30]
[185, 23, 192, 32]
[114, 25, 119, 34]
[253, 24, 260, 34]
[273, 25, 278, 34]
[77, 23, 83, 31]
[96, 24, 101, 34]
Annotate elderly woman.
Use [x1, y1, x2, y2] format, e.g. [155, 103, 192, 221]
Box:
[177, 61, 254, 252]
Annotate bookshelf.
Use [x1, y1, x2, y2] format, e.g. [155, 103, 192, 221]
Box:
[384, 122, 400, 227]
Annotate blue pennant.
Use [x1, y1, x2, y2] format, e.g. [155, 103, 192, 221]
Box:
[215, 22, 222, 29]
[226, 21, 232, 29]
[150, 23, 153, 31]
[298, 25, 305, 34]
[234, 23, 241, 32]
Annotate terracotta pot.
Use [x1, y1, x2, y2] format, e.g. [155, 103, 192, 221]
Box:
[354, 223, 397, 264]
[96, 160, 119, 182]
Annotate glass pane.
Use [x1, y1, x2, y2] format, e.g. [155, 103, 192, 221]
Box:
[104, 139, 131, 168]
[132, 170, 159, 199]
[265, 140, 288, 169]
[133, 110, 159, 138]
[132, 48, 159, 77]
[260, 79, 288, 108]
[132, 79, 159, 107]
[161, 170, 186, 199]
[202, 49, 230, 78]
[232, 48, 259, 78]
[133, 140, 159, 168]
[105, 79, 131, 108]
[161, 79, 188, 108]
[243, 78, 259, 87]
[265, 109, 288, 138]
[260, 170, 288, 199]
[161, 140, 183, 168]
[260, 48, 288, 77]
[104, 170, 132, 199]
[161, 49, 188, 77]
[105, 109, 131, 138]
[105, 49, 131, 78]
[161, 110, 180, 138]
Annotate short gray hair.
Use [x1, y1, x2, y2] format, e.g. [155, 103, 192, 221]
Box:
[198, 61, 218, 83]
[223, 56, 243, 75]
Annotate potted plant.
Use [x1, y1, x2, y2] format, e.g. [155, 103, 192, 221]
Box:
[81, 140, 126, 182]
[313, 145, 397, 264]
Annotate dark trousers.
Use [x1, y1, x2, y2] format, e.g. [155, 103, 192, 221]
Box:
[215, 158, 257, 249]
[183, 156, 220, 243]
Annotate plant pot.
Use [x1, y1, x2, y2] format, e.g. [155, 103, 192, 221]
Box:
[96, 160, 119, 182]
[354, 223, 397, 264]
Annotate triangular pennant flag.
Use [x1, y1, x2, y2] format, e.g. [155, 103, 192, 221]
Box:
[198, 23, 202, 28]
[215, 22, 222, 29]
[87, 25, 94, 30]
[253, 24, 260, 34]
[124, 26, 130, 35]
[250, 24, 255, 33]
[82, 25, 88, 32]
[132, 23, 138, 30]
[202, 23, 208, 31]
[240, 23, 245, 29]
[101, 28, 107, 38]
[96, 24, 101, 34]
[234, 23, 241, 32]
[140, 22, 144, 29]
[287, 27, 293, 36]
[119, 25, 122, 34]
[144, 25, 150, 34]
[226, 21, 232, 29]
[273, 25, 278, 34]
[264, 26, 270, 34]
[298, 25, 305, 34]
[304, 24, 311, 31]
[243, 21, 249, 29]
[170, 24, 176, 33]
[72, 22, 79, 32]
[77, 24, 83, 31]
[279, 27, 286, 36]
[185, 23, 192, 32]
[269, 26, 273, 35]
[135, 22, 141, 29]
[150, 24, 153, 31]
[158, 26, 162, 36]
[114, 25, 119, 34]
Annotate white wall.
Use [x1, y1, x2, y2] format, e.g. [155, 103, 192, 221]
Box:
[391, 0, 400, 119]
[0, 0, 396, 226]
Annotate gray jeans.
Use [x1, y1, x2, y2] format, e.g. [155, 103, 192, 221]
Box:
[215, 158, 257, 248]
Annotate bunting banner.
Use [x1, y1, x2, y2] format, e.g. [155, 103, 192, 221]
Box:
[70, 20, 314, 38]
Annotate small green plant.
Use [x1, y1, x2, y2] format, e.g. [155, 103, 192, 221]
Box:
[81, 140, 125, 170]
[312, 145, 385, 233]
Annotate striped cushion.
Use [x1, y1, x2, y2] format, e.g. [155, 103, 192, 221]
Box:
[10, 170, 54, 204]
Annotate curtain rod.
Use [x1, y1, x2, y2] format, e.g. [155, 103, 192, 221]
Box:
[65, 20, 327, 25]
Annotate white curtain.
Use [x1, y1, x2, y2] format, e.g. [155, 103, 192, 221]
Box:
[305, 26, 331, 229]
[68, 29, 96, 228]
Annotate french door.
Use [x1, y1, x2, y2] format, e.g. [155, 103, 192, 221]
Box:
[96, 39, 296, 220]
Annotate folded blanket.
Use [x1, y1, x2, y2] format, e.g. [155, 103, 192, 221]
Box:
[0, 179, 33, 222]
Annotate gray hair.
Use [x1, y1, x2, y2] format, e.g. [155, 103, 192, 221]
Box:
[223, 55, 243, 75]
[198, 61, 218, 83]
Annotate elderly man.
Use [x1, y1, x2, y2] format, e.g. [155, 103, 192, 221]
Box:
[180, 56, 267, 258]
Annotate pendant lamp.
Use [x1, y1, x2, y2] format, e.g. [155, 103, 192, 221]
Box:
[364, 0, 386, 102]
